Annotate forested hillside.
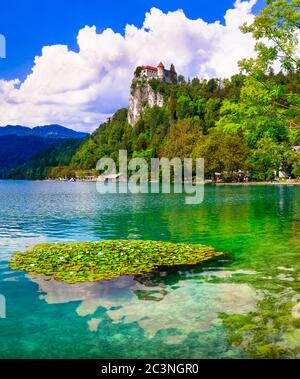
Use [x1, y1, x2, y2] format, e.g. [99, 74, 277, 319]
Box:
[6, 139, 82, 180]
[9, 67, 299, 181]
[71, 68, 300, 181]
[0, 125, 88, 179]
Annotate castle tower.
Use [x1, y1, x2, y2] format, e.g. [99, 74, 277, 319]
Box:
[157, 62, 165, 81]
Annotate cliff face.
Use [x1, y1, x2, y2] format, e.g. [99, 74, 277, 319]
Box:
[128, 81, 164, 126]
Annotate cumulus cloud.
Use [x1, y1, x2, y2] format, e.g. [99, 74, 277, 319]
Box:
[0, 1, 258, 132]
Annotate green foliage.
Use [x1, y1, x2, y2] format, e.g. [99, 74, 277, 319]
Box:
[192, 128, 249, 180]
[0, 135, 65, 177]
[249, 136, 290, 180]
[6, 139, 82, 180]
[218, 76, 290, 146]
[290, 151, 300, 176]
[134, 66, 143, 77]
[68, 66, 299, 182]
[9, 240, 223, 284]
[161, 118, 203, 159]
[240, 0, 300, 74]
[237, 0, 300, 130]
[71, 109, 132, 169]
[71, 75, 245, 173]
[48, 166, 77, 180]
[215, 0, 300, 180]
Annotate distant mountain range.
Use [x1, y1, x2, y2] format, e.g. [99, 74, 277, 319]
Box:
[0, 124, 89, 176]
[0, 124, 89, 139]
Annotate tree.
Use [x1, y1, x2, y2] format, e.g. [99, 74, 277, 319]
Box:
[204, 98, 222, 131]
[292, 155, 300, 176]
[176, 95, 193, 119]
[249, 136, 290, 180]
[288, 149, 300, 177]
[170, 63, 177, 83]
[217, 77, 289, 147]
[217, 0, 300, 181]
[160, 119, 202, 159]
[134, 66, 143, 78]
[192, 128, 249, 180]
[239, 0, 300, 119]
[241, 0, 300, 73]
[177, 75, 186, 85]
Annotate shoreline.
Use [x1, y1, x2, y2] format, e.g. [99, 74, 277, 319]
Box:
[215, 181, 300, 186]
[1, 179, 300, 186]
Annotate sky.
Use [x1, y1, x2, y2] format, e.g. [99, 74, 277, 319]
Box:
[0, 0, 265, 132]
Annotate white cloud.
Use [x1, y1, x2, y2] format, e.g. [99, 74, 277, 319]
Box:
[0, 1, 258, 132]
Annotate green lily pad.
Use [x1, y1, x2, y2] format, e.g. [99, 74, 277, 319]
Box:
[9, 240, 224, 284]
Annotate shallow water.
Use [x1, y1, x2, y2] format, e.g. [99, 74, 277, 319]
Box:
[0, 181, 299, 358]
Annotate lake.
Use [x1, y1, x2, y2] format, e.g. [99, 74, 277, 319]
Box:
[0, 180, 300, 358]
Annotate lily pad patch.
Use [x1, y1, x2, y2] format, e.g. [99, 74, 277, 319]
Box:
[9, 240, 224, 284]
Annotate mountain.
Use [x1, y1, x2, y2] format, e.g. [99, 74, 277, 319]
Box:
[0, 124, 88, 177]
[6, 138, 82, 180]
[0, 135, 63, 174]
[0, 124, 89, 139]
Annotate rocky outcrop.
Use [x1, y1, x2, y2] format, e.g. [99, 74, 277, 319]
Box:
[128, 81, 164, 126]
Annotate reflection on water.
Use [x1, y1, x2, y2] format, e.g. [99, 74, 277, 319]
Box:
[0, 181, 300, 358]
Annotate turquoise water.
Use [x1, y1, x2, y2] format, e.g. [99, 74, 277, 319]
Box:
[0, 181, 300, 358]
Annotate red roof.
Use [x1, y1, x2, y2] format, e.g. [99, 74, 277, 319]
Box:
[157, 62, 165, 68]
[143, 65, 157, 71]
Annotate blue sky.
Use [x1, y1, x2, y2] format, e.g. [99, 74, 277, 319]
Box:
[0, 0, 263, 81]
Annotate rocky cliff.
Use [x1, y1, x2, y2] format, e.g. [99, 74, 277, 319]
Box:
[128, 80, 164, 126]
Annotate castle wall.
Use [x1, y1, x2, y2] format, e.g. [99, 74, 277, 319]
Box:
[141, 68, 157, 79]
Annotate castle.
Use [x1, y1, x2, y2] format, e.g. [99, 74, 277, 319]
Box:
[139, 62, 177, 84]
[128, 62, 177, 126]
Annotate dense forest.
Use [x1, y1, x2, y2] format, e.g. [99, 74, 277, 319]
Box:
[0, 135, 66, 178]
[70, 69, 300, 181]
[9, 70, 300, 181]
[5, 0, 300, 182]
[6, 139, 82, 180]
[0, 125, 88, 179]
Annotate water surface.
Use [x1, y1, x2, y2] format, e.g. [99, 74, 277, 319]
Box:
[0, 181, 299, 358]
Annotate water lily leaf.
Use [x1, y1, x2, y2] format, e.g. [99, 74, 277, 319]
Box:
[9, 240, 224, 284]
